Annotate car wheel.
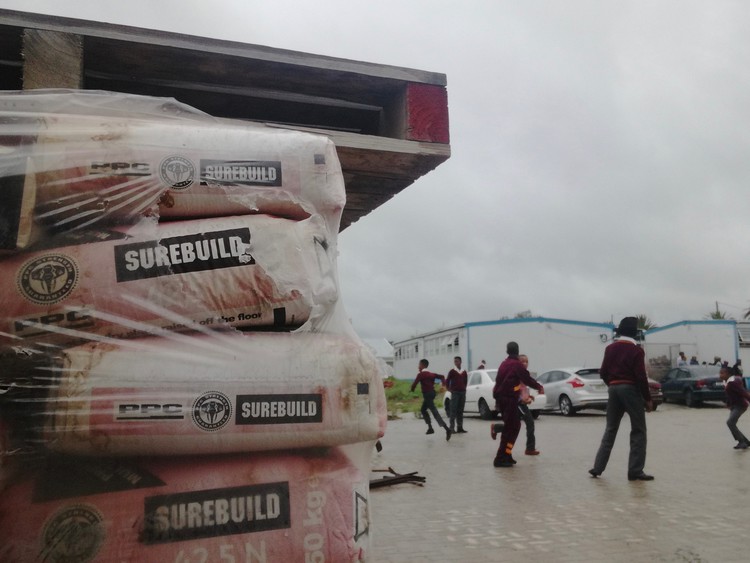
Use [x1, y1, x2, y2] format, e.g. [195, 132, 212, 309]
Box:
[684, 388, 700, 408]
[478, 399, 495, 420]
[444, 397, 451, 418]
[531, 410, 541, 420]
[559, 395, 576, 416]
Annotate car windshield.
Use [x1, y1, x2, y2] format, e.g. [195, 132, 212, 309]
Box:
[488, 370, 498, 382]
[576, 369, 601, 379]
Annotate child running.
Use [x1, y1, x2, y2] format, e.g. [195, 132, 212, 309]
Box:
[721, 366, 750, 449]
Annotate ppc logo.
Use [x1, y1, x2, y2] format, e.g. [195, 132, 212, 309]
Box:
[17, 254, 79, 305]
[41, 504, 105, 562]
[192, 391, 232, 432]
[160, 156, 195, 190]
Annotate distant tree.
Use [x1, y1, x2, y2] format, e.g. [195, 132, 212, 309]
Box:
[707, 302, 733, 320]
[706, 310, 733, 320]
[514, 310, 533, 318]
[636, 314, 657, 331]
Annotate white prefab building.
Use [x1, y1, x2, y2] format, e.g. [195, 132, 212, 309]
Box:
[392, 317, 615, 379]
[738, 322, 750, 368]
[643, 320, 740, 379]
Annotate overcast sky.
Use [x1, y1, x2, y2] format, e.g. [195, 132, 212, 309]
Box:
[6, 1, 750, 342]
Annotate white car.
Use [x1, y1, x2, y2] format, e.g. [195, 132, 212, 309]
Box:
[444, 369, 546, 420]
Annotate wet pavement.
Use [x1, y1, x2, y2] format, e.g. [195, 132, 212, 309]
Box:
[369, 402, 750, 562]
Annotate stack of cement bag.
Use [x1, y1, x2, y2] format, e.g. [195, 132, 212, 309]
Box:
[0, 90, 386, 562]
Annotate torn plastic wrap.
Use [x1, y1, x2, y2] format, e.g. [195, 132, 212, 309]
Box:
[1, 332, 385, 456]
[0, 448, 370, 562]
[0, 90, 385, 562]
[0, 213, 337, 347]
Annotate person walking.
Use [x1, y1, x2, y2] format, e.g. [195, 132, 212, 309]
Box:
[492, 342, 544, 468]
[446, 356, 468, 433]
[518, 354, 539, 455]
[677, 352, 688, 367]
[589, 316, 654, 481]
[721, 366, 750, 449]
[410, 359, 451, 441]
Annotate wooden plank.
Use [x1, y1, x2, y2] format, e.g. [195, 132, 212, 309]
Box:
[405, 83, 450, 143]
[82, 36, 405, 107]
[1, 10, 446, 86]
[85, 71, 383, 112]
[272, 124, 451, 176]
[82, 74, 384, 135]
[22, 28, 83, 89]
[337, 143, 450, 179]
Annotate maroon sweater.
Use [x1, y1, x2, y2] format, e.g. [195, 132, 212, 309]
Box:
[493, 355, 542, 399]
[725, 378, 750, 409]
[599, 339, 650, 402]
[446, 368, 468, 392]
[410, 370, 446, 394]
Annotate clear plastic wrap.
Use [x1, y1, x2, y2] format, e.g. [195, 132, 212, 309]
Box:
[0, 213, 336, 346]
[0, 90, 385, 562]
[0, 448, 370, 562]
[1, 332, 385, 456]
[0, 89, 346, 251]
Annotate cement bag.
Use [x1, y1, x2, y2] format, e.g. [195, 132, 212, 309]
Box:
[0, 448, 371, 562]
[0, 331, 387, 456]
[0, 91, 346, 243]
[0, 213, 336, 347]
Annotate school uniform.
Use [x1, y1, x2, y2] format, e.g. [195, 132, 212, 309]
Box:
[410, 370, 449, 434]
[591, 333, 652, 480]
[492, 355, 543, 465]
[446, 368, 468, 432]
[725, 377, 750, 447]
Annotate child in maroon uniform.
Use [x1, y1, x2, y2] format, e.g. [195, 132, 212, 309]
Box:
[446, 356, 468, 433]
[410, 359, 451, 441]
[721, 366, 750, 449]
[492, 342, 544, 467]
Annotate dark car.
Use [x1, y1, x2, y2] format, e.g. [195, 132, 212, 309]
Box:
[660, 366, 725, 407]
[648, 378, 663, 409]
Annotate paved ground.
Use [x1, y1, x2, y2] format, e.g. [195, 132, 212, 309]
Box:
[368, 401, 750, 562]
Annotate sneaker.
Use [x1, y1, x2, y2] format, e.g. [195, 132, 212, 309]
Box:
[588, 469, 601, 478]
[426, 427, 435, 435]
[509, 456, 517, 464]
[627, 473, 654, 481]
[457, 428, 468, 433]
[493, 456, 514, 468]
[739, 442, 750, 449]
[445, 427, 452, 441]
[525, 449, 540, 456]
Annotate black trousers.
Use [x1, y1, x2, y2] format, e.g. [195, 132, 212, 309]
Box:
[592, 384, 647, 476]
[727, 406, 749, 444]
[449, 391, 466, 431]
[519, 403, 535, 450]
[420, 390, 447, 429]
